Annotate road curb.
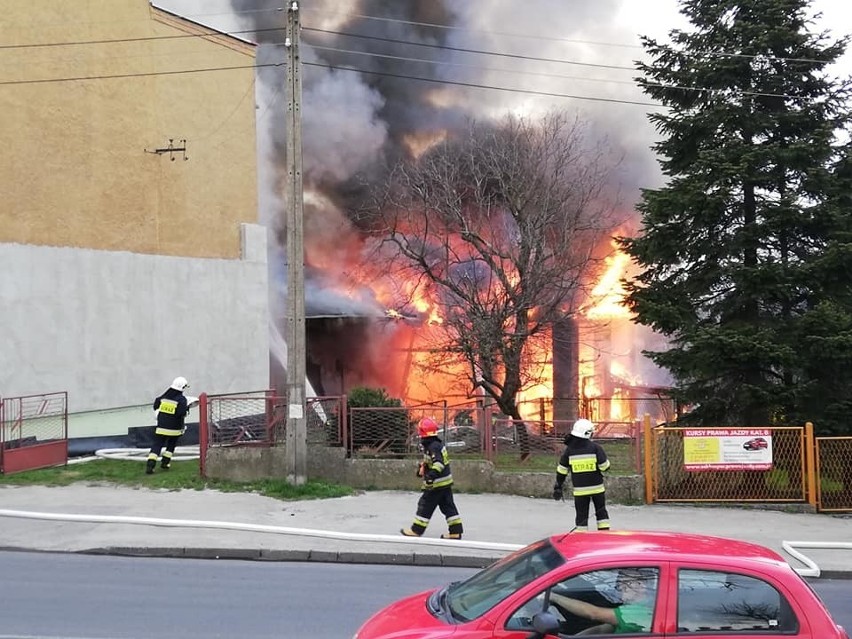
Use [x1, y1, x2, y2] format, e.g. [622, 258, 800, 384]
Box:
[96, 547, 501, 568]
[1, 545, 850, 577]
[0, 546, 501, 569]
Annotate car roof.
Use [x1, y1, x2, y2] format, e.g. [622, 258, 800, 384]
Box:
[549, 530, 789, 569]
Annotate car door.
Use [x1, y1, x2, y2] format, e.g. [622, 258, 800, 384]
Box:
[666, 564, 811, 638]
[488, 561, 669, 638]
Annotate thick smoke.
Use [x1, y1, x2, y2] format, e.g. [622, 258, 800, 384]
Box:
[232, 0, 667, 394]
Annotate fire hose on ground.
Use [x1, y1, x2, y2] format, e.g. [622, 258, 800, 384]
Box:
[0, 505, 847, 576]
[67, 446, 200, 465]
[31, 448, 852, 577]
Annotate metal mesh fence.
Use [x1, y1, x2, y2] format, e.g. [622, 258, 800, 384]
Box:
[815, 436, 852, 512]
[205, 392, 274, 447]
[306, 396, 345, 446]
[1, 393, 67, 447]
[514, 395, 676, 427]
[489, 418, 641, 473]
[585, 396, 677, 426]
[348, 405, 417, 456]
[650, 426, 806, 502]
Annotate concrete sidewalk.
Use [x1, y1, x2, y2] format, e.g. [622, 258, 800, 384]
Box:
[0, 485, 850, 577]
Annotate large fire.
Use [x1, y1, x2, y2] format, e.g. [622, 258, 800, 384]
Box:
[310, 226, 650, 424]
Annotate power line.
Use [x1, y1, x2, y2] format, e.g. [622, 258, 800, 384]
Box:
[303, 60, 663, 108]
[172, 4, 838, 65]
[309, 44, 811, 101]
[0, 62, 281, 87]
[0, 41, 805, 105]
[302, 27, 637, 72]
[0, 26, 282, 50]
[2, 18, 834, 71]
[303, 10, 842, 65]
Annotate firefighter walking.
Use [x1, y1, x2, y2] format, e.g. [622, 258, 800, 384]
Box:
[553, 418, 611, 531]
[145, 376, 196, 474]
[401, 417, 464, 539]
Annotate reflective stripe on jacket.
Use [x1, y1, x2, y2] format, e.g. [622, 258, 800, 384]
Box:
[154, 388, 189, 436]
[556, 438, 610, 496]
[421, 436, 453, 489]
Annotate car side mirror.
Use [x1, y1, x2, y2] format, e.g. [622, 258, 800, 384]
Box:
[526, 611, 561, 638]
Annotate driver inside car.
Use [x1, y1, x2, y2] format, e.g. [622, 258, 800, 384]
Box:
[548, 567, 657, 635]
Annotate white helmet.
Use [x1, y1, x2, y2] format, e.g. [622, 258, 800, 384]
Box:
[571, 418, 595, 439]
[170, 376, 189, 391]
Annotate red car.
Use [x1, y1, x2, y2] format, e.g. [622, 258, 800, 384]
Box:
[354, 531, 848, 638]
[743, 437, 769, 451]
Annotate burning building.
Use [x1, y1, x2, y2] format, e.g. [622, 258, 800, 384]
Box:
[234, 0, 673, 425]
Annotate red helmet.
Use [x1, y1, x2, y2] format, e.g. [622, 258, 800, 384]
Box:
[417, 417, 439, 438]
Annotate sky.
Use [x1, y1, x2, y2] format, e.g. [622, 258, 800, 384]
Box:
[154, 0, 852, 197]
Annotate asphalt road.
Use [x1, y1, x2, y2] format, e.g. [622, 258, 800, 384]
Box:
[0, 552, 848, 638]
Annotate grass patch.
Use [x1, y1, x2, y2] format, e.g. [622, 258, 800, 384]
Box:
[0, 459, 355, 501]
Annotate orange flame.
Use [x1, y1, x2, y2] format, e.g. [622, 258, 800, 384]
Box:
[587, 245, 632, 320]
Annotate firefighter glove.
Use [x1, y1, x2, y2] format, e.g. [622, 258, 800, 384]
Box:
[552, 484, 563, 501]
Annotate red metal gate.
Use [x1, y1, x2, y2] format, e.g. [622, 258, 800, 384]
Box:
[0, 392, 68, 474]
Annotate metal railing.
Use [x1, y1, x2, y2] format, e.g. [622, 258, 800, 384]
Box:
[815, 436, 852, 512]
[0, 392, 68, 474]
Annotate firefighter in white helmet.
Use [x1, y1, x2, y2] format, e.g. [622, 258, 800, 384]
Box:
[145, 376, 197, 474]
[552, 418, 611, 531]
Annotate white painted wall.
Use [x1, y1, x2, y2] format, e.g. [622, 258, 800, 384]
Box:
[0, 224, 269, 437]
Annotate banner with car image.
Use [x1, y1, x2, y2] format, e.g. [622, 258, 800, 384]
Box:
[683, 428, 773, 471]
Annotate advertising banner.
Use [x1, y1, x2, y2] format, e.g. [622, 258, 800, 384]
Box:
[683, 428, 773, 471]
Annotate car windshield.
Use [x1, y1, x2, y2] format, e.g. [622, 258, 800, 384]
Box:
[446, 540, 565, 622]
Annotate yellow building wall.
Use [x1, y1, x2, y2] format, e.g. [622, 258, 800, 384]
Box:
[0, 0, 258, 259]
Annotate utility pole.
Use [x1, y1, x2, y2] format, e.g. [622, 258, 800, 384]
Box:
[283, 0, 307, 485]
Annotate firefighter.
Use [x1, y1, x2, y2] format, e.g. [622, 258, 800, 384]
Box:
[145, 376, 197, 474]
[552, 418, 611, 531]
[400, 417, 464, 539]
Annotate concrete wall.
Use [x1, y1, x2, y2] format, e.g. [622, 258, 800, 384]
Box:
[0, 224, 269, 437]
[0, 0, 257, 260]
[0, 0, 267, 438]
[204, 446, 645, 504]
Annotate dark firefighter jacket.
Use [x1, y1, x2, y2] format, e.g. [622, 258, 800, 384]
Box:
[420, 436, 453, 490]
[153, 388, 189, 437]
[555, 436, 611, 496]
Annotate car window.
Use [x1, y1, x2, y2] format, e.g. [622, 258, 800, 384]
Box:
[505, 567, 659, 635]
[676, 569, 799, 634]
[446, 540, 564, 622]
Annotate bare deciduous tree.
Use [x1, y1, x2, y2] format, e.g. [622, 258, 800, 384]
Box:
[357, 110, 621, 453]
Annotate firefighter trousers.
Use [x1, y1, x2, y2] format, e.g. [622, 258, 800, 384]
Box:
[146, 432, 181, 470]
[409, 486, 463, 536]
[573, 492, 610, 531]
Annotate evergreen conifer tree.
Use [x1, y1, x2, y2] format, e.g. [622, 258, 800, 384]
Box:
[621, 0, 852, 432]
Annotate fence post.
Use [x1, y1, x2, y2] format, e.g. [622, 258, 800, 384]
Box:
[805, 421, 817, 510]
[341, 395, 349, 455]
[643, 413, 653, 504]
[484, 405, 494, 462]
[198, 393, 208, 478]
[442, 400, 449, 435]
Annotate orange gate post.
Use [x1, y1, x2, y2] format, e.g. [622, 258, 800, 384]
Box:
[805, 421, 817, 510]
[643, 413, 653, 504]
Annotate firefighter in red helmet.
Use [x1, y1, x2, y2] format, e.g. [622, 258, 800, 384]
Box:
[400, 417, 464, 539]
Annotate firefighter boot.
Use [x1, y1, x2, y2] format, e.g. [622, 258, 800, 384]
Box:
[441, 533, 462, 540]
[400, 528, 422, 537]
[145, 460, 155, 475]
[160, 461, 170, 470]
